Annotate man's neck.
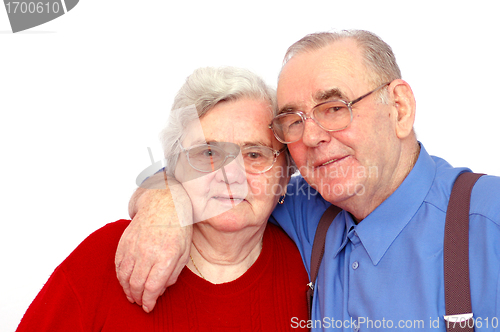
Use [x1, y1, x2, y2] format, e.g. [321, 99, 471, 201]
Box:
[344, 141, 421, 223]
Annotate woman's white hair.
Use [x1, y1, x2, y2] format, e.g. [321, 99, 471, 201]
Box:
[160, 66, 296, 175]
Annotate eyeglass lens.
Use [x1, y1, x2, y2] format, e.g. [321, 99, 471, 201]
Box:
[273, 100, 351, 143]
[186, 143, 277, 174]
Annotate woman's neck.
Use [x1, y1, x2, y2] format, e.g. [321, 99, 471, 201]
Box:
[187, 223, 266, 284]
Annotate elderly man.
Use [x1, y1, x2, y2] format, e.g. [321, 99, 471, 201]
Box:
[116, 30, 500, 331]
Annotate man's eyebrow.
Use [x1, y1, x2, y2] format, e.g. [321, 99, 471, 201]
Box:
[314, 88, 348, 102]
[278, 88, 349, 114]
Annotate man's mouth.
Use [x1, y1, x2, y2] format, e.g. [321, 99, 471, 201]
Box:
[314, 156, 348, 169]
[320, 159, 338, 166]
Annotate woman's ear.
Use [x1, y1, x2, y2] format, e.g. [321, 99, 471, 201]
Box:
[389, 79, 416, 139]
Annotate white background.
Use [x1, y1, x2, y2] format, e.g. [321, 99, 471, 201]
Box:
[1, 1, 499, 330]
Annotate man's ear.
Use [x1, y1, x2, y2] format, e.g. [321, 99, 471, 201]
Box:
[389, 79, 416, 139]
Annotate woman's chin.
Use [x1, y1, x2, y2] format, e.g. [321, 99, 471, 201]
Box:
[195, 199, 245, 222]
[197, 207, 264, 233]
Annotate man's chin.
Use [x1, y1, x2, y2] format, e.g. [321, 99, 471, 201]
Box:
[307, 178, 366, 204]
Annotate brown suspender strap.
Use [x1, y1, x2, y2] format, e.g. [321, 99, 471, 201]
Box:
[444, 172, 484, 332]
[307, 204, 342, 320]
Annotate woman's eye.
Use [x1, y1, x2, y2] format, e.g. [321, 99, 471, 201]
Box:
[194, 147, 221, 159]
[202, 149, 214, 157]
[247, 152, 262, 159]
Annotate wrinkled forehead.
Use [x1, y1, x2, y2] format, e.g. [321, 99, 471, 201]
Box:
[277, 41, 370, 110]
[182, 98, 276, 147]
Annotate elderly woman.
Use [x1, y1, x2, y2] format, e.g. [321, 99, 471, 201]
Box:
[16, 67, 309, 331]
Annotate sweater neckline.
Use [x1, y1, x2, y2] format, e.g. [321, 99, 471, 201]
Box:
[178, 223, 274, 295]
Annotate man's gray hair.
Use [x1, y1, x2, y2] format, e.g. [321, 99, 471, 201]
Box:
[283, 30, 402, 90]
[160, 66, 295, 175]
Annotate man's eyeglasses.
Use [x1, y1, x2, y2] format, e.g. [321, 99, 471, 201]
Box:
[178, 141, 286, 174]
[269, 82, 390, 144]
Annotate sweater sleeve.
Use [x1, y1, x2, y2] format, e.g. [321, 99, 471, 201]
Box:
[16, 220, 131, 332]
[16, 266, 86, 332]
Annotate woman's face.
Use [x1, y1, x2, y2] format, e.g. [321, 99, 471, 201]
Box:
[174, 98, 288, 232]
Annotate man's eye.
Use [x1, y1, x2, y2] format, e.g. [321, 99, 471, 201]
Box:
[326, 106, 342, 112]
[320, 104, 349, 117]
[288, 118, 303, 128]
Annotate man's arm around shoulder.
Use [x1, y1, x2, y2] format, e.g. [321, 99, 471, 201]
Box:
[115, 171, 193, 313]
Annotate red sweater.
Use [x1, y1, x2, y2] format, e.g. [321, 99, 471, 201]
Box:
[17, 220, 309, 331]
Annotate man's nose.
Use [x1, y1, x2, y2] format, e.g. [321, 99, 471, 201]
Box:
[301, 118, 331, 147]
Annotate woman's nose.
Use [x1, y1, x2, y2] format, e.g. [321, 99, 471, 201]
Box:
[215, 155, 247, 184]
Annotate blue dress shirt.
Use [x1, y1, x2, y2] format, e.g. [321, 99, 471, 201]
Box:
[272, 144, 500, 331]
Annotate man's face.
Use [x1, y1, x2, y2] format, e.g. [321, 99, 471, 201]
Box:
[277, 39, 402, 206]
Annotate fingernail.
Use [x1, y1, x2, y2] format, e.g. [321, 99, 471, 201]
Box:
[126, 296, 134, 303]
[143, 305, 150, 313]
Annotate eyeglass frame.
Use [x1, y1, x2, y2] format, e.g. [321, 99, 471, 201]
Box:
[177, 140, 287, 174]
[269, 82, 391, 144]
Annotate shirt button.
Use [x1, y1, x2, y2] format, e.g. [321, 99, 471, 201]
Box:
[353, 324, 360, 332]
[352, 261, 359, 270]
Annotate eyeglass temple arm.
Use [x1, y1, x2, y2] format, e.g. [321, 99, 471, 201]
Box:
[349, 82, 390, 106]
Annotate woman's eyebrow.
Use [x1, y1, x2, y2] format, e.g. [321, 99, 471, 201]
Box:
[187, 138, 210, 146]
[278, 103, 298, 115]
[241, 141, 271, 148]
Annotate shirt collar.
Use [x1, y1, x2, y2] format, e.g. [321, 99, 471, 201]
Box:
[345, 143, 436, 265]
